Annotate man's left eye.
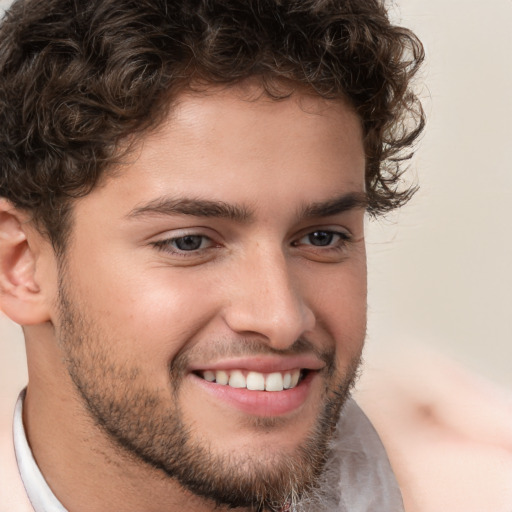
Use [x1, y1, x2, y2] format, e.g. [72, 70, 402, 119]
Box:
[296, 230, 349, 247]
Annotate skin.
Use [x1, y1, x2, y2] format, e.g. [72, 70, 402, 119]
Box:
[0, 85, 367, 511]
[355, 345, 512, 512]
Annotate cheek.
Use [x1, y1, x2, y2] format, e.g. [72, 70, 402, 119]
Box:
[309, 261, 367, 360]
[68, 257, 222, 368]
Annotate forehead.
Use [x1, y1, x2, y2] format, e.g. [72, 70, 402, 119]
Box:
[81, 86, 366, 221]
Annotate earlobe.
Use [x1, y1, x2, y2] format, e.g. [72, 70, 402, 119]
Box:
[0, 199, 51, 325]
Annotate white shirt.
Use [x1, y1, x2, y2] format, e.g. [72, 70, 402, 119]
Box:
[12, 390, 66, 512]
[11, 390, 404, 511]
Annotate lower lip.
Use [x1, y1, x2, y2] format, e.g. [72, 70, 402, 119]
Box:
[190, 372, 316, 417]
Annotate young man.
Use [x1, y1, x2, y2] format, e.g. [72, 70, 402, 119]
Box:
[0, 0, 424, 510]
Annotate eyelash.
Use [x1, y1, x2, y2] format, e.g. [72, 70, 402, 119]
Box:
[151, 229, 352, 257]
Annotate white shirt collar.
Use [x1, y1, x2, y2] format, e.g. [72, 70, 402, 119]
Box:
[13, 390, 67, 512]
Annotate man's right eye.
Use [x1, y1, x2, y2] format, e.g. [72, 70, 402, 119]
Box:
[171, 235, 207, 251]
[152, 234, 215, 254]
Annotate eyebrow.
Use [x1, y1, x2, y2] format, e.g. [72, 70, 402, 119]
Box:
[299, 192, 368, 218]
[127, 191, 368, 223]
[128, 197, 253, 222]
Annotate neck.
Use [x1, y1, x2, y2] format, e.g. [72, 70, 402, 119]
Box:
[23, 385, 245, 512]
[23, 334, 243, 512]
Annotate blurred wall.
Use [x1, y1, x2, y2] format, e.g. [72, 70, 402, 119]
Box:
[0, 0, 511, 419]
[366, 0, 512, 387]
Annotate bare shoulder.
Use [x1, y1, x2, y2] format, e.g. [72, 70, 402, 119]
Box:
[355, 345, 512, 512]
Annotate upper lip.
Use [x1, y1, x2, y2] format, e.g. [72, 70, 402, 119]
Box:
[188, 355, 326, 374]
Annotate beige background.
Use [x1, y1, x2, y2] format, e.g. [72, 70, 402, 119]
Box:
[1, 0, 511, 419]
[365, 0, 512, 388]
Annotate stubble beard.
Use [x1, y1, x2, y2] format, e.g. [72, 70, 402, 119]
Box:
[56, 280, 362, 511]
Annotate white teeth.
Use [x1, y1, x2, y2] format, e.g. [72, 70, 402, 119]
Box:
[203, 370, 215, 382]
[229, 370, 246, 388]
[216, 370, 229, 385]
[246, 371, 265, 391]
[202, 369, 304, 391]
[265, 372, 284, 392]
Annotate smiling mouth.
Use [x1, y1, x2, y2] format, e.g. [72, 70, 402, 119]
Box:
[194, 369, 308, 392]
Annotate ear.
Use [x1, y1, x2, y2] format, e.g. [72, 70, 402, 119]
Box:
[0, 199, 51, 325]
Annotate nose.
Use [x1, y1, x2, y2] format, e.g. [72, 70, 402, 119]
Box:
[222, 246, 316, 350]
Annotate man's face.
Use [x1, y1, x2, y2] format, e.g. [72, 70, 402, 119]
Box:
[53, 87, 367, 509]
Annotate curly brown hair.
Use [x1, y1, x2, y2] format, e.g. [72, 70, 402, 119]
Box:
[0, 0, 424, 251]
